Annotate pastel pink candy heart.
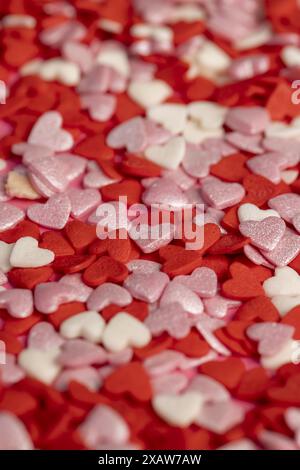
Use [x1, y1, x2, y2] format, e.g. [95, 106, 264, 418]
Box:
[226, 132, 264, 154]
[196, 314, 230, 356]
[58, 339, 107, 367]
[247, 322, 295, 357]
[202, 138, 235, 157]
[163, 167, 195, 191]
[34, 282, 79, 314]
[225, 106, 270, 134]
[263, 137, 300, 156]
[28, 155, 70, 193]
[28, 111, 74, 152]
[27, 193, 71, 229]
[144, 350, 186, 375]
[78, 405, 130, 449]
[293, 213, 300, 234]
[182, 144, 220, 179]
[145, 303, 191, 339]
[195, 401, 245, 434]
[268, 193, 300, 223]
[28, 322, 64, 351]
[29, 172, 56, 198]
[0, 288, 33, 318]
[54, 367, 101, 392]
[124, 271, 169, 303]
[0, 202, 25, 232]
[63, 41, 93, 73]
[261, 228, 300, 267]
[201, 177, 245, 210]
[126, 259, 161, 274]
[187, 374, 230, 403]
[174, 267, 217, 298]
[129, 223, 174, 254]
[59, 274, 92, 302]
[247, 152, 288, 184]
[228, 55, 270, 81]
[0, 412, 33, 450]
[77, 65, 111, 94]
[87, 282, 132, 311]
[239, 216, 286, 252]
[58, 153, 86, 182]
[83, 162, 117, 189]
[0, 353, 25, 385]
[144, 119, 171, 146]
[259, 429, 298, 451]
[203, 295, 241, 319]
[106, 117, 147, 153]
[40, 21, 85, 48]
[0, 270, 7, 285]
[243, 244, 274, 268]
[67, 188, 101, 218]
[160, 281, 203, 315]
[81, 93, 116, 122]
[152, 372, 188, 395]
[142, 178, 188, 209]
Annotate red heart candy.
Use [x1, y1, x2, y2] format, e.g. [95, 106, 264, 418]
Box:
[121, 154, 162, 178]
[104, 362, 152, 401]
[65, 220, 97, 251]
[208, 233, 250, 255]
[211, 153, 249, 182]
[200, 358, 245, 391]
[101, 180, 142, 205]
[8, 267, 54, 290]
[40, 231, 75, 257]
[222, 263, 264, 300]
[83, 256, 128, 287]
[236, 296, 280, 322]
[52, 254, 96, 274]
[0, 220, 39, 243]
[89, 235, 132, 263]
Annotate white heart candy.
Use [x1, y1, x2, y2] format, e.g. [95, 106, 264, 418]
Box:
[271, 295, 300, 317]
[188, 101, 227, 130]
[0, 241, 14, 273]
[261, 339, 300, 370]
[18, 348, 61, 385]
[263, 267, 300, 297]
[10, 236, 55, 268]
[102, 312, 151, 352]
[183, 120, 223, 144]
[152, 392, 204, 427]
[145, 136, 186, 170]
[60, 311, 105, 343]
[147, 104, 187, 134]
[281, 45, 300, 67]
[238, 203, 280, 222]
[128, 79, 172, 108]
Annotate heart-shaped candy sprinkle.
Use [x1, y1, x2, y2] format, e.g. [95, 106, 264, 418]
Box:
[60, 311, 105, 343]
[239, 216, 286, 252]
[0, 288, 33, 318]
[102, 312, 151, 352]
[27, 193, 71, 229]
[0, 412, 33, 450]
[0, 202, 25, 232]
[10, 236, 55, 268]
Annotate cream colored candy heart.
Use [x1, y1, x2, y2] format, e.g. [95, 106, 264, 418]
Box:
[5, 171, 40, 200]
[183, 120, 224, 144]
[170, 4, 205, 22]
[238, 203, 280, 222]
[263, 267, 300, 297]
[18, 348, 61, 385]
[188, 101, 227, 130]
[195, 41, 231, 74]
[0, 241, 14, 273]
[10, 236, 55, 268]
[152, 392, 204, 427]
[96, 48, 130, 78]
[281, 46, 300, 67]
[102, 312, 151, 352]
[128, 80, 172, 108]
[147, 104, 187, 134]
[234, 24, 272, 51]
[2, 14, 36, 28]
[265, 118, 300, 139]
[271, 296, 300, 317]
[281, 170, 299, 185]
[60, 311, 105, 343]
[145, 136, 186, 170]
[22, 58, 80, 86]
[261, 339, 300, 370]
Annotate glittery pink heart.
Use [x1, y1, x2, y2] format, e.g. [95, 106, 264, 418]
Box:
[182, 144, 220, 179]
[0, 288, 33, 318]
[187, 374, 230, 403]
[293, 213, 300, 234]
[27, 193, 71, 229]
[195, 401, 245, 434]
[77, 65, 111, 94]
[0, 202, 25, 232]
[152, 372, 188, 395]
[58, 339, 107, 367]
[144, 350, 186, 375]
[203, 295, 241, 319]
[142, 178, 188, 209]
[160, 281, 203, 315]
[247, 322, 295, 356]
[144, 119, 171, 146]
[226, 132, 264, 154]
[83, 162, 117, 189]
[174, 267, 217, 298]
[81, 93, 116, 122]
[239, 216, 286, 252]
[54, 367, 101, 392]
[34, 281, 79, 314]
[29, 172, 55, 198]
[0, 354, 25, 385]
[127, 259, 161, 274]
[124, 271, 169, 303]
[28, 111, 74, 152]
[243, 244, 274, 268]
[261, 228, 300, 267]
[106, 117, 147, 153]
[247, 152, 288, 184]
[225, 106, 270, 134]
[28, 322, 64, 351]
[200, 177, 245, 210]
[67, 188, 101, 218]
[145, 303, 191, 339]
[59, 273, 92, 302]
[87, 282, 132, 311]
[78, 405, 130, 449]
[268, 193, 300, 223]
[28, 155, 70, 193]
[59, 153, 86, 182]
[0, 412, 33, 450]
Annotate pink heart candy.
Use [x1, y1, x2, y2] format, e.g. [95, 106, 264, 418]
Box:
[243, 244, 274, 268]
[259, 429, 299, 451]
[261, 228, 300, 267]
[0, 412, 33, 450]
[0, 270, 7, 285]
[201, 177, 245, 210]
[28, 111, 74, 152]
[239, 216, 286, 252]
[59, 274, 93, 302]
[293, 213, 300, 234]
[58, 153, 86, 182]
[247, 152, 288, 184]
[226, 132, 264, 154]
[27, 193, 71, 229]
[87, 282, 132, 311]
[81, 93, 116, 122]
[28, 155, 70, 193]
[0, 202, 25, 232]
[0, 353, 25, 385]
[182, 144, 220, 179]
[0, 288, 33, 318]
[162, 167, 195, 191]
[228, 55, 270, 81]
[124, 271, 169, 303]
[196, 314, 230, 356]
[54, 366, 101, 392]
[129, 223, 174, 254]
[268, 193, 300, 223]
[225, 106, 270, 134]
[187, 374, 230, 403]
[174, 267, 217, 298]
[83, 162, 117, 189]
[285, 408, 300, 447]
[67, 188, 101, 218]
[247, 322, 295, 357]
[63, 41, 93, 73]
[203, 295, 241, 319]
[78, 405, 130, 449]
[195, 401, 245, 434]
[142, 178, 188, 209]
[127, 259, 161, 274]
[144, 119, 171, 146]
[145, 303, 192, 339]
[160, 281, 203, 315]
[29, 172, 56, 198]
[106, 117, 148, 153]
[144, 350, 186, 376]
[28, 322, 64, 351]
[152, 372, 188, 395]
[34, 282, 79, 314]
[58, 339, 107, 367]
[40, 21, 85, 48]
[77, 65, 111, 94]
